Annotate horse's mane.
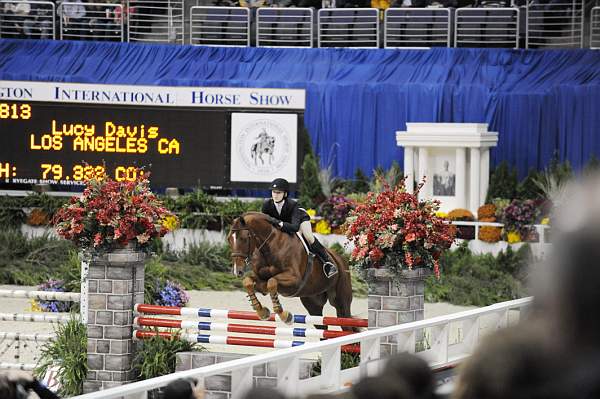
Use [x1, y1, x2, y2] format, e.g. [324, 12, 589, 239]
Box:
[239, 211, 269, 226]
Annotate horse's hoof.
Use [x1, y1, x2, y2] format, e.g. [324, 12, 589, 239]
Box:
[279, 311, 293, 325]
[257, 308, 271, 320]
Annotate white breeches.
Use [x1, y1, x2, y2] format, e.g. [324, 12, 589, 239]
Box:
[299, 220, 315, 244]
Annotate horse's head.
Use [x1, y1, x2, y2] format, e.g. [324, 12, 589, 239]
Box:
[227, 216, 253, 277]
[227, 213, 274, 277]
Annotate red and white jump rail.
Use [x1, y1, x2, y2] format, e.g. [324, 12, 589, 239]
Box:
[134, 317, 354, 339]
[72, 297, 533, 399]
[134, 304, 368, 328]
[133, 330, 361, 353]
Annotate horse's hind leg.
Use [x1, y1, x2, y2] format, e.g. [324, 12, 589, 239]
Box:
[267, 277, 293, 325]
[243, 273, 270, 320]
[328, 278, 357, 333]
[300, 293, 328, 331]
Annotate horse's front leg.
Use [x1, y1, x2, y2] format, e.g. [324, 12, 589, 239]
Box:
[267, 277, 293, 325]
[243, 272, 271, 320]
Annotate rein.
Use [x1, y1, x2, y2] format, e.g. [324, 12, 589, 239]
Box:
[230, 225, 275, 272]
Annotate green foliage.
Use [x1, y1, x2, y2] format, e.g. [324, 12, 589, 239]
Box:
[144, 257, 170, 304]
[486, 161, 518, 203]
[532, 155, 573, 204]
[516, 169, 543, 200]
[584, 154, 600, 176]
[218, 199, 262, 231]
[425, 243, 531, 306]
[57, 250, 82, 293]
[352, 168, 371, 194]
[0, 229, 75, 285]
[178, 242, 231, 272]
[299, 153, 325, 209]
[35, 316, 87, 397]
[311, 351, 360, 376]
[0, 194, 69, 228]
[370, 161, 403, 192]
[133, 330, 198, 379]
[163, 190, 220, 229]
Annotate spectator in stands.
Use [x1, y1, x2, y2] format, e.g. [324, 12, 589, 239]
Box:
[61, 0, 86, 38]
[163, 378, 204, 399]
[451, 322, 562, 399]
[535, 176, 600, 354]
[87, 1, 121, 41]
[336, 0, 370, 7]
[350, 375, 413, 399]
[380, 352, 436, 399]
[243, 387, 288, 399]
[30, 2, 54, 39]
[0, 371, 60, 399]
[390, 0, 458, 8]
[3, 1, 32, 38]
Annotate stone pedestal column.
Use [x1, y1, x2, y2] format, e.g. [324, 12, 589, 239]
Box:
[367, 268, 431, 356]
[83, 245, 146, 392]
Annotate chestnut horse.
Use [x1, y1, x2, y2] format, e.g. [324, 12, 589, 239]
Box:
[227, 212, 356, 331]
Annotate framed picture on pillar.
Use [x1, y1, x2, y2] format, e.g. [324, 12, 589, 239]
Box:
[432, 150, 456, 197]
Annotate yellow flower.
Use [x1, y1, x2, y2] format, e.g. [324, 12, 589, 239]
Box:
[541, 217, 550, 225]
[435, 211, 448, 219]
[315, 219, 331, 235]
[507, 231, 522, 244]
[306, 208, 317, 223]
[29, 299, 43, 313]
[162, 215, 179, 231]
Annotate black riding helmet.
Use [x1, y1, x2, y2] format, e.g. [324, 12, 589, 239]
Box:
[270, 178, 289, 192]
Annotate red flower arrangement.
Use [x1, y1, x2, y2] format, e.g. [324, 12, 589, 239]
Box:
[53, 171, 176, 251]
[346, 179, 455, 278]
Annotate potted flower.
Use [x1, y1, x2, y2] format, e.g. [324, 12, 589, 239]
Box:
[501, 199, 538, 243]
[53, 172, 176, 252]
[345, 179, 455, 329]
[52, 171, 177, 390]
[346, 179, 455, 279]
[319, 194, 355, 235]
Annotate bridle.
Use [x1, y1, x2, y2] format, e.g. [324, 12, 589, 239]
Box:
[230, 224, 275, 275]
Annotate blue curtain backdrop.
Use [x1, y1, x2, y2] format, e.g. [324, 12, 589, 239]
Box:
[1, 39, 600, 179]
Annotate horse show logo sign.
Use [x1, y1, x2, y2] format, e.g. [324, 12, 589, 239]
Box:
[230, 113, 298, 183]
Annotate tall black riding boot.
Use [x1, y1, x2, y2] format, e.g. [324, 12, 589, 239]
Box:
[310, 239, 338, 278]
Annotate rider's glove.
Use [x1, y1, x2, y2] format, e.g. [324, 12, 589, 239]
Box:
[266, 216, 281, 226]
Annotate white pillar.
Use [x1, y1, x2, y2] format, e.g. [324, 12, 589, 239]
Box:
[404, 147, 414, 194]
[480, 148, 490, 205]
[469, 148, 481, 214]
[455, 147, 466, 210]
[418, 147, 430, 199]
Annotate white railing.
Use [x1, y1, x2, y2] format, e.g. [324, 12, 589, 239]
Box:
[256, 7, 313, 48]
[71, 297, 532, 399]
[127, 0, 184, 43]
[0, 0, 55, 39]
[384, 8, 451, 49]
[0, 287, 82, 372]
[591, 6, 600, 49]
[58, 2, 123, 41]
[526, 0, 584, 48]
[318, 8, 379, 48]
[190, 6, 250, 47]
[455, 7, 520, 48]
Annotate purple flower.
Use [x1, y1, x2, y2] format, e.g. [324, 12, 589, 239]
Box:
[155, 280, 190, 307]
[36, 279, 72, 313]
